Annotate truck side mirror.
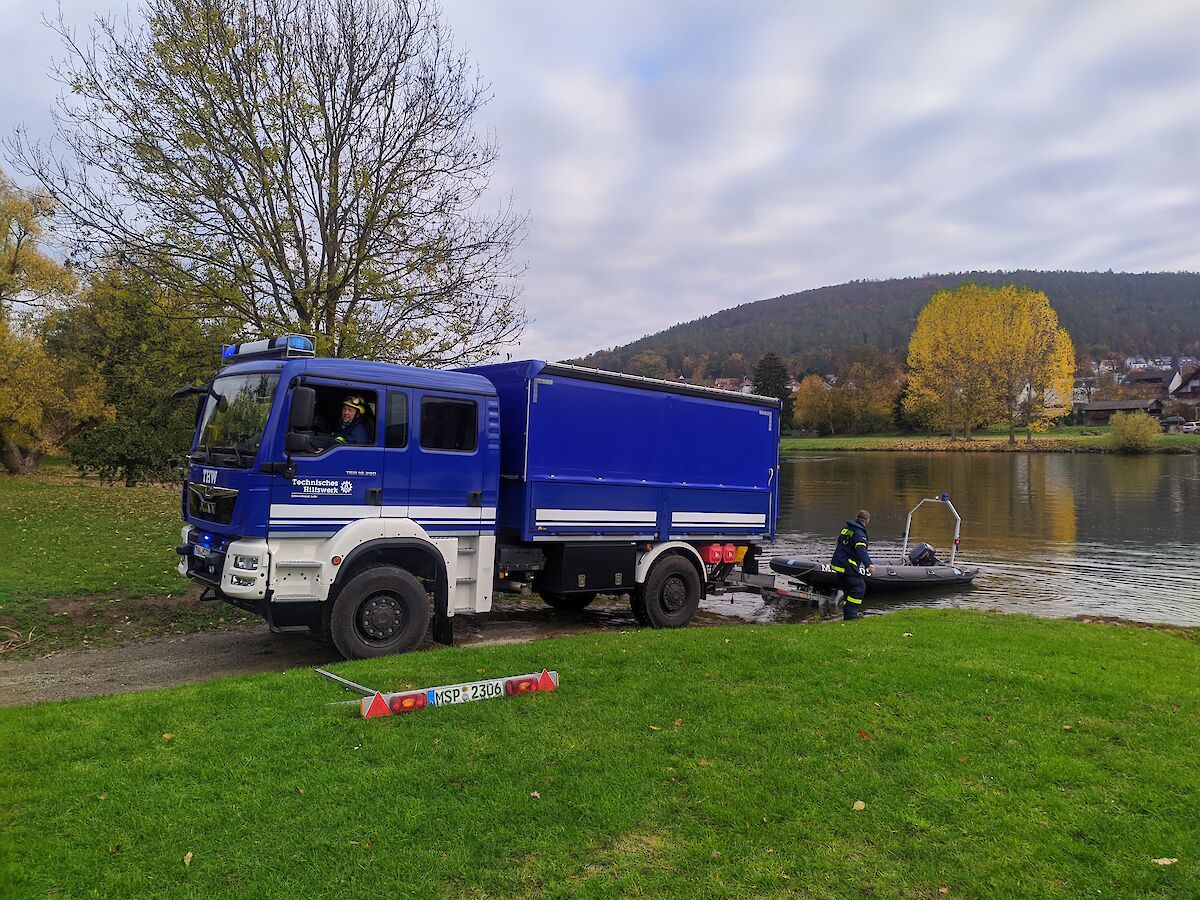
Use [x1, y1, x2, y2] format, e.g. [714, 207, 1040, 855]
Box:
[284, 431, 311, 454]
[290, 386, 316, 432]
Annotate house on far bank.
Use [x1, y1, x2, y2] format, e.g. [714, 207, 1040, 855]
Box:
[1081, 398, 1164, 425]
[1121, 367, 1174, 396]
[1172, 364, 1200, 400]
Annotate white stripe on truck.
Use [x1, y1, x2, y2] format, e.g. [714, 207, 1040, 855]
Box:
[535, 508, 656, 524]
[670, 511, 766, 526]
[270, 504, 494, 522]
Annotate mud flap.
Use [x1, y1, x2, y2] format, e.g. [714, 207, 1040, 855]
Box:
[432, 583, 454, 646]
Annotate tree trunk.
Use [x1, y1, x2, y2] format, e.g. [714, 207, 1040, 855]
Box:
[0, 439, 43, 475]
[1008, 419, 1016, 445]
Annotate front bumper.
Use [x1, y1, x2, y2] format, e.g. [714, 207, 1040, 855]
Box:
[177, 527, 319, 630]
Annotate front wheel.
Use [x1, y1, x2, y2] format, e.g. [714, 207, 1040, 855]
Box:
[637, 556, 702, 628]
[329, 564, 431, 659]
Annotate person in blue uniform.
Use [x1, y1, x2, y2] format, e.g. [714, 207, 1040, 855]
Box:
[831, 510, 874, 620]
[332, 394, 372, 445]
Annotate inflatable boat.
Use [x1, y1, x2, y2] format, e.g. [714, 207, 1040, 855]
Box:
[769, 494, 980, 593]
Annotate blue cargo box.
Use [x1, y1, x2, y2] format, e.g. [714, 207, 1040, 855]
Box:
[463, 361, 780, 543]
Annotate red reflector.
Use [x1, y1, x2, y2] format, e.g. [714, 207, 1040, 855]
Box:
[388, 691, 428, 714]
[700, 544, 723, 564]
[361, 691, 391, 718]
[537, 669, 557, 692]
[722, 543, 737, 563]
[505, 676, 539, 695]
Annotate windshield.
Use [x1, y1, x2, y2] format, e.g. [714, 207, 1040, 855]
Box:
[195, 373, 280, 468]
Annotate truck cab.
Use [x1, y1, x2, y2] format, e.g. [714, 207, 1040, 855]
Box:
[178, 336, 499, 657]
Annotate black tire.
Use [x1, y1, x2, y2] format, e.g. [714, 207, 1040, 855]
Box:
[638, 556, 702, 628]
[329, 564, 431, 659]
[540, 591, 597, 611]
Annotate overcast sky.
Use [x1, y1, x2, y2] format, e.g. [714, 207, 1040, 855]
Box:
[2, 0, 1198, 361]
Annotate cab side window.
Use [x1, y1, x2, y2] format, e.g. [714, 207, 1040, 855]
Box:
[420, 397, 477, 452]
[299, 386, 378, 453]
[386, 393, 409, 448]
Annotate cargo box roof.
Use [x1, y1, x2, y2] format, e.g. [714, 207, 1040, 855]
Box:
[466, 360, 781, 409]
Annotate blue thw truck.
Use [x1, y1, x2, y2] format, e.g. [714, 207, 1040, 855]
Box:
[176, 336, 780, 658]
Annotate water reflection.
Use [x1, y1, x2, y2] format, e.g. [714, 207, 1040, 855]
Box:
[722, 451, 1200, 626]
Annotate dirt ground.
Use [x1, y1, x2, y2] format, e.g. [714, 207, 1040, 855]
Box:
[0, 595, 754, 707]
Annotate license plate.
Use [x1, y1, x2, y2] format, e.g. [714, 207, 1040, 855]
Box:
[432, 679, 505, 705]
[193, 544, 211, 559]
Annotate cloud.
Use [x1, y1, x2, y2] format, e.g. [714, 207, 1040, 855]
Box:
[3, 0, 1198, 361]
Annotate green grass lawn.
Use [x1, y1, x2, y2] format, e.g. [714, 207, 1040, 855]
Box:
[2, 610, 1197, 897]
[0, 474, 232, 653]
[781, 428, 1200, 454]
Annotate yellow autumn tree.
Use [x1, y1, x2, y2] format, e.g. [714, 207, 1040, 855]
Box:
[904, 285, 1002, 438]
[0, 169, 76, 312]
[985, 285, 1075, 442]
[0, 314, 113, 474]
[905, 283, 1074, 440]
[793, 375, 835, 434]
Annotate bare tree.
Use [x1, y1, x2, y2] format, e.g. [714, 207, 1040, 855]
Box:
[8, 0, 525, 363]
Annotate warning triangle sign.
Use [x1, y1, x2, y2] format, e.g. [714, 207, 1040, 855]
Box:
[361, 691, 392, 718]
[537, 669, 557, 692]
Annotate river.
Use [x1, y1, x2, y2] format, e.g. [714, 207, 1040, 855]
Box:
[700, 451, 1200, 627]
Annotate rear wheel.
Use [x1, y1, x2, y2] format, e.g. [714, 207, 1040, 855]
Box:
[637, 556, 702, 628]
[330, 564, 430, 659]
[540, 591, 597, 611]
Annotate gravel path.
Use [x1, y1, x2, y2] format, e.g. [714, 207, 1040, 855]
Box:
[0, 596, 747, 707]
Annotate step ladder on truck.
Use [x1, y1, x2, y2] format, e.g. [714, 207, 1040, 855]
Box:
[174, 336, 784, 659]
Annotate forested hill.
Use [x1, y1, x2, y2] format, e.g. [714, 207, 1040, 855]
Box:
[579, 271, 1200, 376]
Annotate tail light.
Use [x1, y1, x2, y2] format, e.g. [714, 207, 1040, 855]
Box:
[506, 676, 540, 695]
[389, 691, 428, 714]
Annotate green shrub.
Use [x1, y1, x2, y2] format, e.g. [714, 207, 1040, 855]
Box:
[1108, 410, 1162, 453]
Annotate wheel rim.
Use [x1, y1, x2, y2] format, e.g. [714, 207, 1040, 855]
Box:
[659, 574, 688, 613]
[357, 591, 407, 643]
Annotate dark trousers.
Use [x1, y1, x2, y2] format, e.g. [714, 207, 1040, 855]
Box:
[838, 574, 866, 620]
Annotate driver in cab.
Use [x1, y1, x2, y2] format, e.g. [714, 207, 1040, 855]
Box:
[330, 394, 372, 445]
[304, 394, 373, 451]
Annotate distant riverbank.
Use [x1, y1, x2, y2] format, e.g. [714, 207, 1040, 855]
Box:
[780, 428, 1200, 454]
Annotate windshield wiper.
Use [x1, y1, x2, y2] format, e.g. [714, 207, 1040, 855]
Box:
[210, 445, 249, 467]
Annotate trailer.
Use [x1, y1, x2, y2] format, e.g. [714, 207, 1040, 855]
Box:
[175, 338, 780, 658]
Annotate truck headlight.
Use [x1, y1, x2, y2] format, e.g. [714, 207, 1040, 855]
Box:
[232, 555, 260, 571]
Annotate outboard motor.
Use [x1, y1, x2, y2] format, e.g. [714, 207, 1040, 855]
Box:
[908, 542, 941, 566]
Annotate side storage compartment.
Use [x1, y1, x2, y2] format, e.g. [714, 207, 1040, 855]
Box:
[535, 543, 636, 595]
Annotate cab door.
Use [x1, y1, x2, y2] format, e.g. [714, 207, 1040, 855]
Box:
[408, 390, 485, 536]
[269, 380, 385, 536]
